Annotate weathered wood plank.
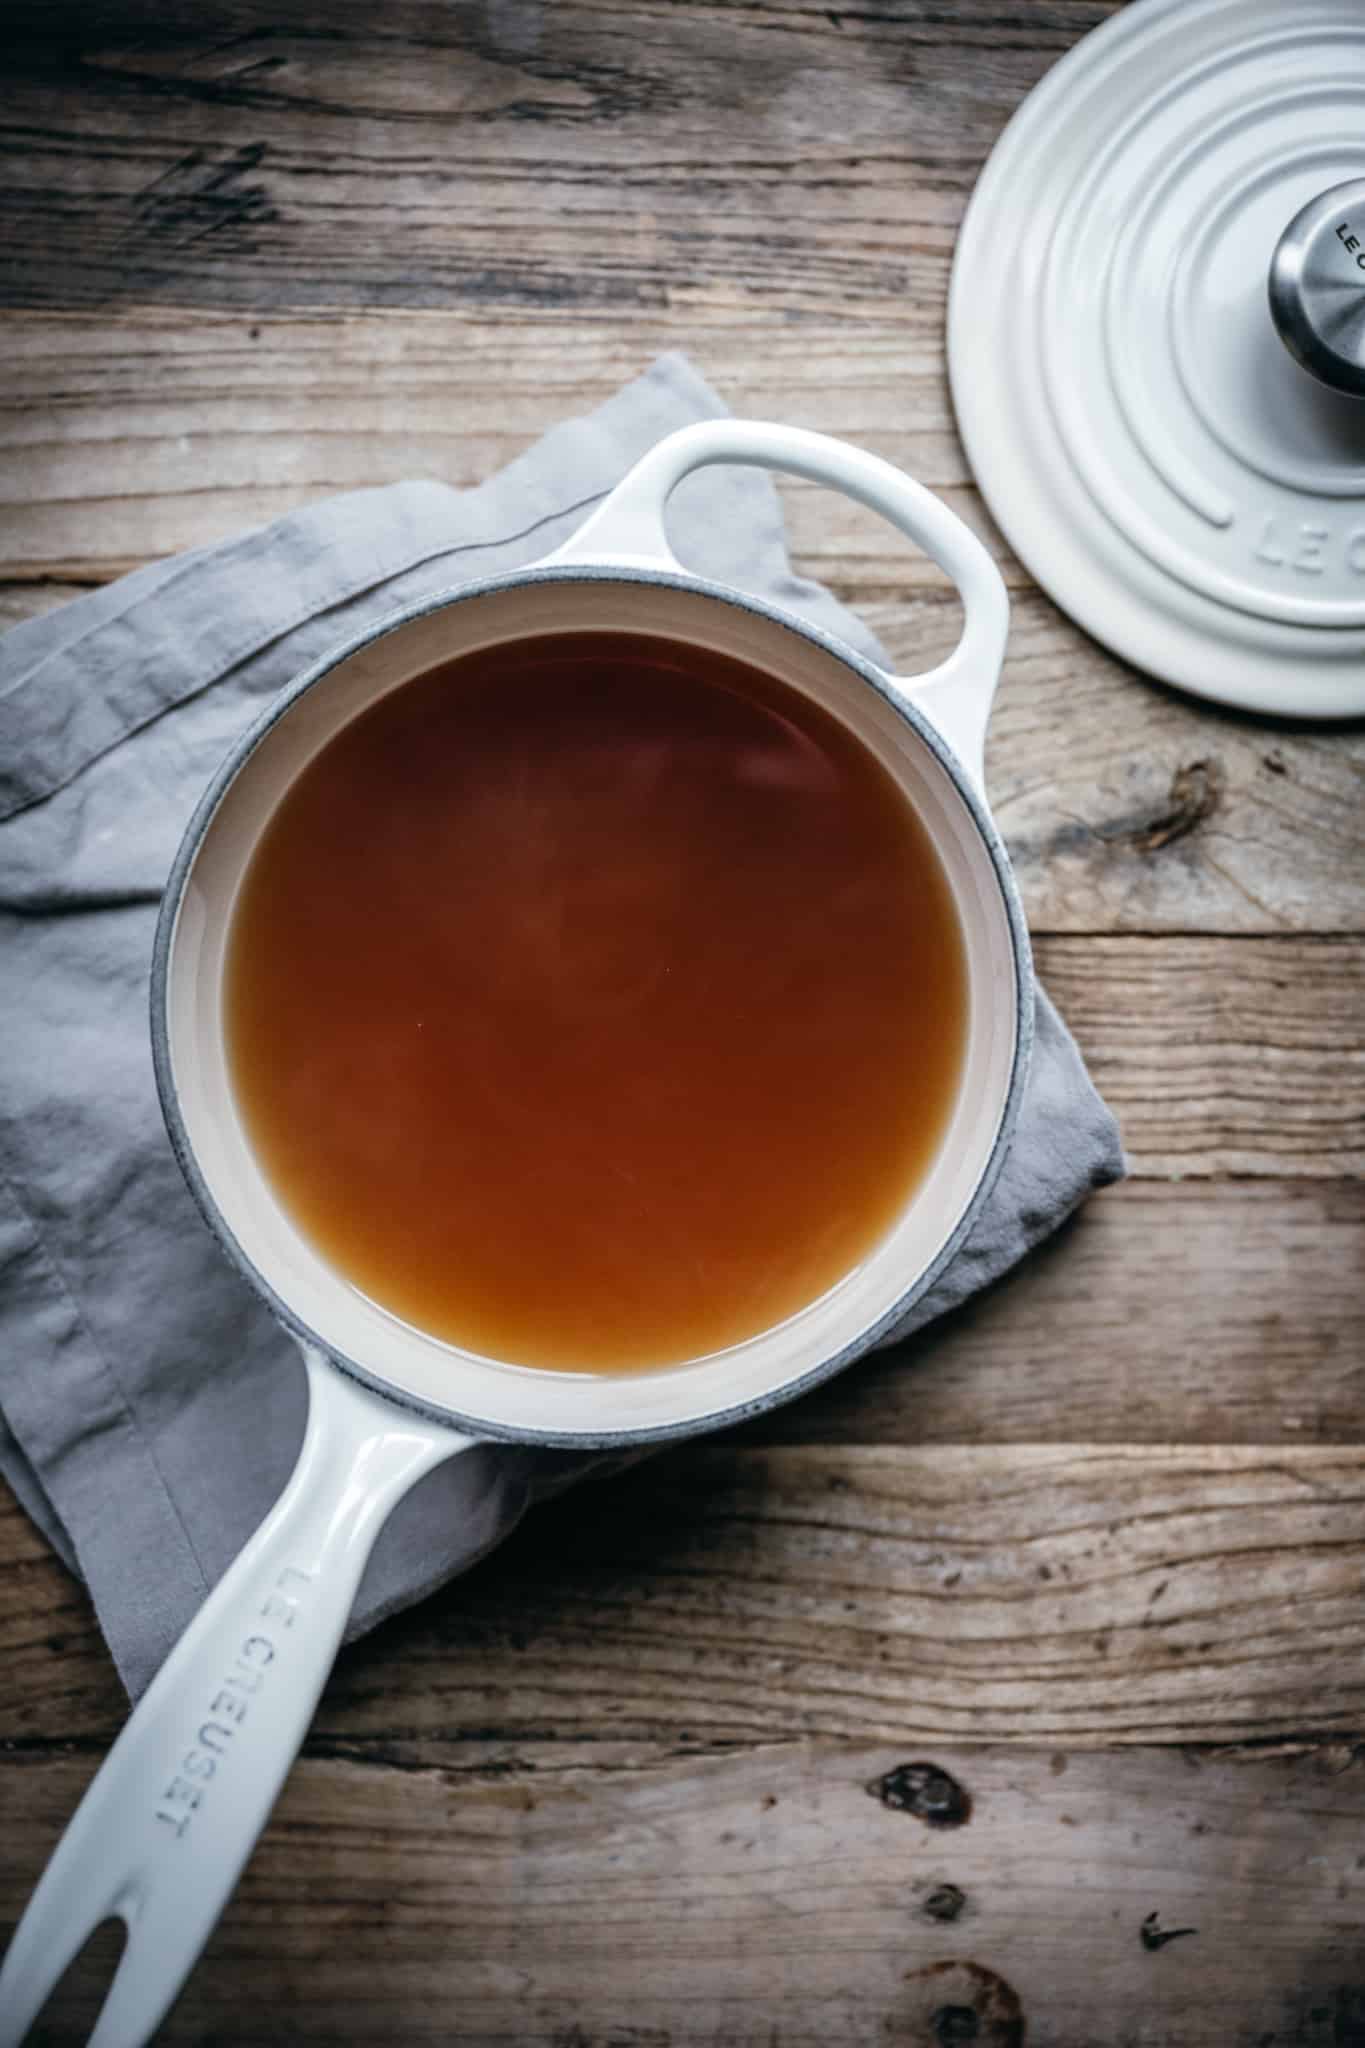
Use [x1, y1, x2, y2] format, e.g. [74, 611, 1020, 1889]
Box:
[0, 1487, 126, 1740]
[1, 1, 1119, 313]
[9, 1446, 1365, 1748]
[5, 309, 1363, 935]
[977, 602, 1365, 943]
[0, 582, 91, 629]
[311, 1445, 1365, 1749]
[1034, 936, 1365, 1175]
[0, 307, 1038, 579]
[8, 1742, 1365, 2045]
[755, 1179, 1365, 1448]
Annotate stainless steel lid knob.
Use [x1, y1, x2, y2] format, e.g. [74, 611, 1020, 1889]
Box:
[1269, 177, 1365, 399]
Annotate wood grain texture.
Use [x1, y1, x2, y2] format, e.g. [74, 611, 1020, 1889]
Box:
[10, 1445, 1365, 1751]
[1033, 936, 1365, 1175]
[0, 309, 1041, 581]
[9, 1743, 1365, 2045]
[1, 0, 1119, 314]
[242, 1445, 1365, 1749]
[0, 583, 92, 628]
[760, 1179, 1365, 1448]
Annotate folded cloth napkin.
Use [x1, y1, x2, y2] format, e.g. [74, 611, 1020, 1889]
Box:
[0, 355, 1124, 1700]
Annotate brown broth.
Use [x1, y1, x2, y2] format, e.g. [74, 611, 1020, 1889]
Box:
[225, 630, 966, 1371]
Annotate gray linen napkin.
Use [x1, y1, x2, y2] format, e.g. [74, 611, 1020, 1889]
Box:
[0, 355, 1124, 1700]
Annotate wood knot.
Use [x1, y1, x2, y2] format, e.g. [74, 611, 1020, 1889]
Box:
[903, 1962, 1024, 2047]
[933, 2006, 979, 2044]
[923, 1882, 968, 1922]
[1130, 758, 1224, 853]
[870, 1761, 971, 1827]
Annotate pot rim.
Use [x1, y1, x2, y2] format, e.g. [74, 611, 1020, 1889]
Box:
[151, 562, 1034, 1448]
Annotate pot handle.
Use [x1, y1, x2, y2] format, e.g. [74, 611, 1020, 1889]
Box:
[552, 419, 1010, 789]
[0, 1350, 472, 2048]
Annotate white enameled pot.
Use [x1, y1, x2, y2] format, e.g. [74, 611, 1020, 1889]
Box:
[0, 421, 1031, 2048]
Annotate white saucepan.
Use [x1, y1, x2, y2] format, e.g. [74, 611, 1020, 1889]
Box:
[0, 421, 1031, 2048]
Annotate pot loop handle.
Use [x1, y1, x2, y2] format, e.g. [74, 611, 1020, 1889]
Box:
[551, 419, 1009, 790]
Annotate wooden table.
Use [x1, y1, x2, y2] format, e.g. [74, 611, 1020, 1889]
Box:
[3, 3, 1363, 2041]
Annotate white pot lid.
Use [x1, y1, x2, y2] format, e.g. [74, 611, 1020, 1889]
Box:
[948, 0, 1365, 719]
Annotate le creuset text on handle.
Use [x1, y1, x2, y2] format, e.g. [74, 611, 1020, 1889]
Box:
[0, 1351, 472, 2048]
[551, 418, 1010, 790]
